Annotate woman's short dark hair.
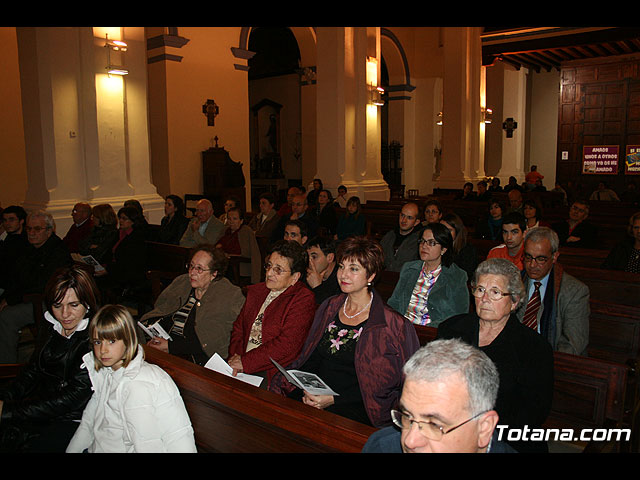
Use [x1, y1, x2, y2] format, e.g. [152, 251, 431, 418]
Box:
[44, 264, 101, 318]
[423, 222, 454, 267]
[166, 195, 185, 216]
[335, 236, 385, 286]
[523, 199, 543, 221]
[92, 204, 117, 227]
[227, 206, 244, 220]
[117, 206, 145, 228]
[259, 192, 276, 205]
[191, 244, 229, 279]
[270, 240, 308, 276]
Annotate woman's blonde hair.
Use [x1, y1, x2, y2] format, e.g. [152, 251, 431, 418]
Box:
[89, 304, 140, 371]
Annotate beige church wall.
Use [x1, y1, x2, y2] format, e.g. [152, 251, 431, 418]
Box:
[0, 27, 27, 208]
[152, 27, 251, 209]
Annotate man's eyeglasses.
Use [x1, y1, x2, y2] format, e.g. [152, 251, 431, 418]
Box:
[471, 286, 512, 301]
[523, 253, 550, 265]
[391, 409, 488, 441]
[264, 262, 290, 276]
[418, 238, 439, 247]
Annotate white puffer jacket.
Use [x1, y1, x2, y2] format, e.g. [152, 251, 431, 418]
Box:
[66, 346, 197, 453]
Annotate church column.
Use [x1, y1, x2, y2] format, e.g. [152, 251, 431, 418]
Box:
[16, 26, 163, 234]
[436, 27, 485, 188]
[315, 27, 389, 201]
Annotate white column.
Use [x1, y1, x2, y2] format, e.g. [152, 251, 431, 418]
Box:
[497, 66, 529, 183]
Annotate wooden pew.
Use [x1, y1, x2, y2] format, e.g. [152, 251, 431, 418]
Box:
[412, 324, 634, 452]
[562, 265, 640, 307]
[144, 347, 376, 453]
[145, 241, 191, 274]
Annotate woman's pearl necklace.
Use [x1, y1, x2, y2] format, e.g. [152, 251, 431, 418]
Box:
[343, 292, 373, 319]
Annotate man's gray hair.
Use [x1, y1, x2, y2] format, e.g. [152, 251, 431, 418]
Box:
[27, 209, 56, 232]
[403, 338, 499, 416]
[524, 226, 559, 254]
[472, 257, 526, 307]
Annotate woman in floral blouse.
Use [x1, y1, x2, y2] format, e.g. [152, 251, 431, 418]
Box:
[269, 236, 420, 427]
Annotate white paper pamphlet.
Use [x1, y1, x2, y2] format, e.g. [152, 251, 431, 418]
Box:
[137, 321, 173, 341]
[204, 353, 264, 388]
[270, 357, 339, 396]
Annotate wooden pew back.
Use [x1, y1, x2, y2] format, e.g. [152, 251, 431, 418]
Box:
[144, 347, 376, 453]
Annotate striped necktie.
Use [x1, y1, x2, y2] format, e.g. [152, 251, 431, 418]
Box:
[523, 281, 542, 330]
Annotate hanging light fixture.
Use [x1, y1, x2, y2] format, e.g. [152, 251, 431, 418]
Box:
[105, 33, 129, 76]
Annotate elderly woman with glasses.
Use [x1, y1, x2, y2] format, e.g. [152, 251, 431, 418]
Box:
[387, 223, 470, 327]
[270, 236, 420, 427]
[227, 240, 317, 388]
[141, 244, 245, 366]
[436, 257, 554, 453]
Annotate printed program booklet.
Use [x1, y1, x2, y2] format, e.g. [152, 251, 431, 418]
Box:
[270, 357, 339, 396]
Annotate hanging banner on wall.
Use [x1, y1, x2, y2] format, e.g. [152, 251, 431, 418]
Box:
[582, 145, 619, 174]
[626, 146, 640, 174]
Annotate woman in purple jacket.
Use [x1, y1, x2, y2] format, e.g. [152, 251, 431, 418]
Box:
[269, 236, 420, 427]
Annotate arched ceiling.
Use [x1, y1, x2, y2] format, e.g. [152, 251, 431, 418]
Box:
[482, 27, 640, 72]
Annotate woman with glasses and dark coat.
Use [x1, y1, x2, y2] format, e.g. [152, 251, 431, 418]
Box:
[387, 223, 470, 328]
[141, 244, 245, 366]
[436, 258, 554, 453]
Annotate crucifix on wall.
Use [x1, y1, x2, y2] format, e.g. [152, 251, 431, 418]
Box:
[503, 117, 518, 138]
[202, 99, 219, 126]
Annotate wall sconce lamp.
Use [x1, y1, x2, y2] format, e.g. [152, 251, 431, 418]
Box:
[105, 34, 129, 76]
[436, 112, 443, 126]
[482, 107, 493, 124]
[369, 85, 385, 106]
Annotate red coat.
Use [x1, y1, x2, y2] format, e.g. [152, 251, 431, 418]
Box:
[228, 280, 316, 384]
[63, 219, 94, 253]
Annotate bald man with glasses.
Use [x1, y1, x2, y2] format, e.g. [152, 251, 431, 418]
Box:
[380, 202, 423, 272]
[516, 226, 589, 355]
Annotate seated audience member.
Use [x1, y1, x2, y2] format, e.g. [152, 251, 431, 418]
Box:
[524, 165, 543, 191]
[388, 223, 469, 327]
[277, 186, 302, 218]
[219, 195, 240, 225]
[336, 196, 366, 241]
[141, 245, 245, 365]
[62, 202, 93, 253]
[475, 199, 504, 242]
[362, 338, 514, 453]
[0, 264, 99, 452]
[456, 182, 476, 201]
[227, 240, 317, 388]
[590, 181, 620, 202]
[517, 227, 590, 355]
[334, 185, 348, 208]
[441, 213, 477, 281]
[157, 195, 189, 245]
[77, 204, 118, 265]
[523, 199, 550, 231]
[421, 200, 443, 227]
[0, 206, 29, 293]
[488, 177, 503, 192]
[380, 202, 422, 272]
[532, 178, 547, 192]
[215, 207, 261, 284]
[180, 198, 225, 248]
[305, 236, 340, 305]
[552, 182, 569, 206]
[551, 200, 597, 248]
[620, 181, 640, 206]
[312, 189, 337, 236]
[601, 211, 640, 273]
[486, 212, 526, 270]
[503, 176, 522, 193]
[476, 181, 492, 202]
[97, 206, 148, 301]
[66, 304, 197, 453]
[306, 178, 323, 208]
[284, 219, 309, 246]
[247, 192, 279, 243]
[0, 210, 73, 364]
[437, 258, 554, 453]
[270, 236, 419, 427]
[123, 199, 153, 240]
[272, 193, 318, 243]
[506, 188, 524, 214]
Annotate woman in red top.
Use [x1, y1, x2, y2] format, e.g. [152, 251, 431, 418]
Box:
[215, 207, 261, 284]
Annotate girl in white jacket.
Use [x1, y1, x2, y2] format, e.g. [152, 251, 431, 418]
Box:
[66, 304, 197, 453]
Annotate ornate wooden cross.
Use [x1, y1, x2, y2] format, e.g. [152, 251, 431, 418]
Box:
[202, 99, 219, 126]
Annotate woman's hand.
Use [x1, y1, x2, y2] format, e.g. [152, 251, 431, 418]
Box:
[146, 337, 169, 353]
[228, 354, 244, 376]
[302, 392, 335, 410]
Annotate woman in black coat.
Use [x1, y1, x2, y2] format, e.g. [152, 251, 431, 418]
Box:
[157, 195, 190, 245]
[0, 264, 100, 452]
[77, 203, 118, 265]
